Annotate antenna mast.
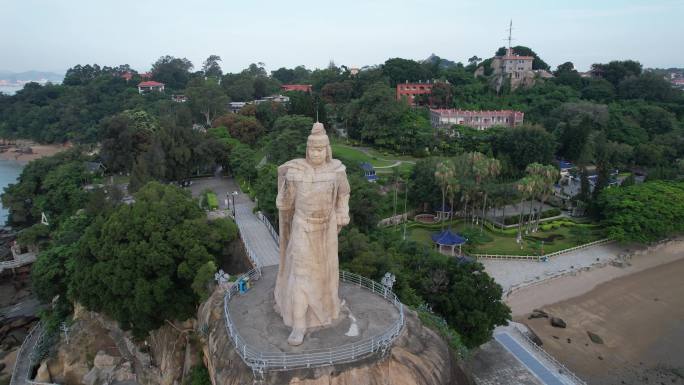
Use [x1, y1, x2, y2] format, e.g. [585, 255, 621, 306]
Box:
[507, 19, 513, 52]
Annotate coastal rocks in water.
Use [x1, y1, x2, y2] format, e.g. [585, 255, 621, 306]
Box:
[550, 317, 567, 328]
[587, 331, 604, 344]
[197, 286, 472, 385]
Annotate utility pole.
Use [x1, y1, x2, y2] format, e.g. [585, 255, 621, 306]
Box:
[507, 19, 513, 52]
[403, 181, 408, 240]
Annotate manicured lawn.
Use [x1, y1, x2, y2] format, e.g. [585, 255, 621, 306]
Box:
[206, 192, 219, 210]
[330, 142, 416, 175]
[407, 219, 604, 256]
[331, 144, 396, 167]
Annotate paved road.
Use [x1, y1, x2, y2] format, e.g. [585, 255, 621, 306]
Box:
[494, 332, 568, 385]
[188, 176, 279, 267]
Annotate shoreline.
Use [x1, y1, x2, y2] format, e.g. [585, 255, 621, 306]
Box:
[505, 236, 684, 317]
[0, 141, 70, 164]
[517, 249, 684, 385]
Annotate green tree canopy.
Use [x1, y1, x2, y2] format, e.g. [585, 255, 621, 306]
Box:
[599, 181, 684, 243]
[493, 125, 556, 173]
[67, 182, 233, 337]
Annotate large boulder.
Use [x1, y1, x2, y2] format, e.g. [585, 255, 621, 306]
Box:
[550, 317, 567, 328]
[197, 286, 472, 385]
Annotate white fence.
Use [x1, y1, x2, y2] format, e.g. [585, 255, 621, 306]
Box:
[0, 253, 37, 274]
[256, 211, 279, 244]
[510, 327, 587, 385]
[10, 322, 59, 385]
[223, 269, 404, 374]
[473, 238, 613, 262]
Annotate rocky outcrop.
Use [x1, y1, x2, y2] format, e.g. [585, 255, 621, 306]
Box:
[39, 305, 200, 385]
[197, 287, 472, 385]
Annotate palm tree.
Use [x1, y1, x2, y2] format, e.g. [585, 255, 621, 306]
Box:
[435, 160, 454, 229]
[525, 163, 560, 232]
[479, 157, 501, 234]
[516, 176, 535, 243]
[447, 174, 461, 226]
[463, 152, 485, 225]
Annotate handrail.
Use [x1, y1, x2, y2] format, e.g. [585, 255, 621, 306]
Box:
[256, 211, 279, 244]
[509, 327, 587, 385]
[223, 269, 404, 373]
[10, 321, 59, 385]
[472, 238, 613, 262]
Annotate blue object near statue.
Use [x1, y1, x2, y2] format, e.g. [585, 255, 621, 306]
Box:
[238, 277, 251, 294]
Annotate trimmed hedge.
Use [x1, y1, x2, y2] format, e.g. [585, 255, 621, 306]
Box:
[502, 208, 561, 226]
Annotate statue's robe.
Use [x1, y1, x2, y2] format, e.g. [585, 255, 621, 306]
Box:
[274, 158, 350, 328]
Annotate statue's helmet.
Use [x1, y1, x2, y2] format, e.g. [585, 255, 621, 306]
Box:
[306, 122, 332, 163]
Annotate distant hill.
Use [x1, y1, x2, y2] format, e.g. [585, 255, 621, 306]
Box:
[423, 54, 460, 69]
[0, 70, 63, 84]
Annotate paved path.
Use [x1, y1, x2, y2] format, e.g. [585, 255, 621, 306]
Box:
[481, 242, 628, 293]
[188, 176, 279, 267]
[0, 252, 37, 274]
[495, 332, 570, 385]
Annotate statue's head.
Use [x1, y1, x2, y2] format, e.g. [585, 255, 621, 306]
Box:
[306, 122, 332, 167]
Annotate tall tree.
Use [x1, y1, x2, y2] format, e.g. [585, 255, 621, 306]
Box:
[151, 55, 194, 90]
[186, 78, 229, 126]
[202, 55, 223, 79]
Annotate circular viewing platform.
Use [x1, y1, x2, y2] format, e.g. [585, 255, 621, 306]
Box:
[223, 266, 404, 372]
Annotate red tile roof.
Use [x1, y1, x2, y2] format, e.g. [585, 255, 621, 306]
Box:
[138, 81, 164, 87]
[281, 84, 312, 92]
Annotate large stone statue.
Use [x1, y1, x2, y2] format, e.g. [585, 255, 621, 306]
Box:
[274, 122, 350, 346]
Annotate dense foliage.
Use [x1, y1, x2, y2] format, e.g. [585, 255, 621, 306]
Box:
[598, 181, 684, 243]
[67, 183, 233, 336]
[4, 49, 683, 349]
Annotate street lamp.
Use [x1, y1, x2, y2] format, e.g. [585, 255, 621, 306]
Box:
[231, 191, 239, 218]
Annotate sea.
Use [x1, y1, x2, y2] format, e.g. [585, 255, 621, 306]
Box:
[0, 159, 24, 225]
[0, 85, 21, 95]
[0, 85, 26, 225]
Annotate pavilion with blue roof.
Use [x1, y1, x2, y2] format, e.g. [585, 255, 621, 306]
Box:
[360, 162, 378, 182]
[431, 228, 467, 256]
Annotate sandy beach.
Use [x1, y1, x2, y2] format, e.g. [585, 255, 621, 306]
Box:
[506, 237, 684, 316]
[0, 141, 70, 164]
[512, 238, 684, 385]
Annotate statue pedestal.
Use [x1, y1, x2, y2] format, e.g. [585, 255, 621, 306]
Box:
[224, 266, 402, 370]
[199, 266, 466, 384]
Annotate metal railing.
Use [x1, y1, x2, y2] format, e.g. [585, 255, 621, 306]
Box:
[256, 211, 279, 244]
[510, 327, 587, 385]
[10, 322, 59, 385]
[473, 238, 613, 262]
[223, 269, 405, 374]
[0, 253, 37, 274]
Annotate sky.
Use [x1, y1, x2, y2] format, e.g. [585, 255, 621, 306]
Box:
[2, 0, 683, 75]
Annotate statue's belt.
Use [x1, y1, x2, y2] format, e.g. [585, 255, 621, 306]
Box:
[294, 211, 332, 225]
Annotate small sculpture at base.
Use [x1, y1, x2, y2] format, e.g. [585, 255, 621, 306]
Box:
[274, 122, 350, 345]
